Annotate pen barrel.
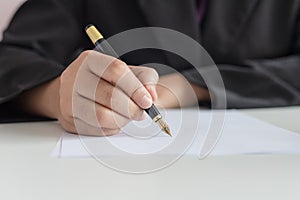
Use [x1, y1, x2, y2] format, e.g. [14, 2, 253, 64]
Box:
[145, 104, 161, 122]
[86, 24, 170, 136]
[95, 39, 119, 58]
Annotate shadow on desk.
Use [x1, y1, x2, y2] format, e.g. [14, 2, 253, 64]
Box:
[0, 121, 63, 144]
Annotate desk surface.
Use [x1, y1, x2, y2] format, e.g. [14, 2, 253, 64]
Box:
[0, 107, 299, 200]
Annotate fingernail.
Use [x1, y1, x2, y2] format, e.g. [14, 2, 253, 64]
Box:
[140, 94, 152, 108]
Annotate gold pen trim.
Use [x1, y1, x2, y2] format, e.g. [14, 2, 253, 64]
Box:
[86, 25, 103, 44]
[152, 114, 162, 122]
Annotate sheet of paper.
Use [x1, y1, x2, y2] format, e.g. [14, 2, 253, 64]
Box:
[52, 110, 300, 158]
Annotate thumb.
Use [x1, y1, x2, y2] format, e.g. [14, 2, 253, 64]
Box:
[130, 66, 159, 102]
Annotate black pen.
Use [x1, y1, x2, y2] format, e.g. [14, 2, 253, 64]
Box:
[85, 24, 171, 136]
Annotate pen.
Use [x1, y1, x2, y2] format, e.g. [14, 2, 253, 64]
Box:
[85, 24, 171, 136]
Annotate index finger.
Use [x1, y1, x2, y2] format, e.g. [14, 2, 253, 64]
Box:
[85, 51, 153, 109]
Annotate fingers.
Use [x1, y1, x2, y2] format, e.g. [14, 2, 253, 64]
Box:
[94, 79, 146, 120]
[74, 68, 145, 120]
[60, 96, 124, 136]
[59, 50, 159, 136]
[130, 66, 159, 101]
[72, 94, 131, 129]
[60, 117, 120, 137]
[85, 51, 156, 109]
[74, 118, 121, 137]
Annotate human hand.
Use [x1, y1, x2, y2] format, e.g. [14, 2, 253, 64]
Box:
[18, 50, 158, 136]
[155, 73, 210, 108]
[57, 50, 159, 136]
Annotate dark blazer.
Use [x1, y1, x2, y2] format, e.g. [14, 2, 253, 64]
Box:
[0, 0, 300, 122]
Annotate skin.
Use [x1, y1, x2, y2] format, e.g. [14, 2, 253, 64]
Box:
[16, 50, 210, 136]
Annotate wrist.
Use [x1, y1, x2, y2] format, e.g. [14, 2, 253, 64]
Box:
[16, 77, 61, 119]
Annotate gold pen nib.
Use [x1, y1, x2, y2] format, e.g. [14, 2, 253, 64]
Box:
[157, 119, 172, 137]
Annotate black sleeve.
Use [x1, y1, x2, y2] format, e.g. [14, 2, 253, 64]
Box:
[0, 0, 85, 122]
[183, 55, 300, 109]
[183, 24, 300, 109]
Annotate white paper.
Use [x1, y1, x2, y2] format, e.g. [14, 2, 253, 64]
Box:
[52, 110, 300, 158]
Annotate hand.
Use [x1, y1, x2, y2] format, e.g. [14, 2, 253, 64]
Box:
[17, 50, 158, 136]
[155, 73, 210, 108]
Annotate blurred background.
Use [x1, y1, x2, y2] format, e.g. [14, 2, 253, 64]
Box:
[0, 0, 25, 41]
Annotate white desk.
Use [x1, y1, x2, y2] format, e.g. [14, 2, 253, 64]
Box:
[0, 107, 299, 200]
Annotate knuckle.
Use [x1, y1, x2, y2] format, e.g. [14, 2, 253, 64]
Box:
[80, 50, 94, 59]
[148, 67, 158, 77]
[151, 69, 159, 81]
[102, 87, 114, 102]
[145, 68, 159, 83]
[109, 60, 127, 74]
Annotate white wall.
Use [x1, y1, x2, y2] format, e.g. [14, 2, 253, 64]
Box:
[0, 0, 26, 41]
